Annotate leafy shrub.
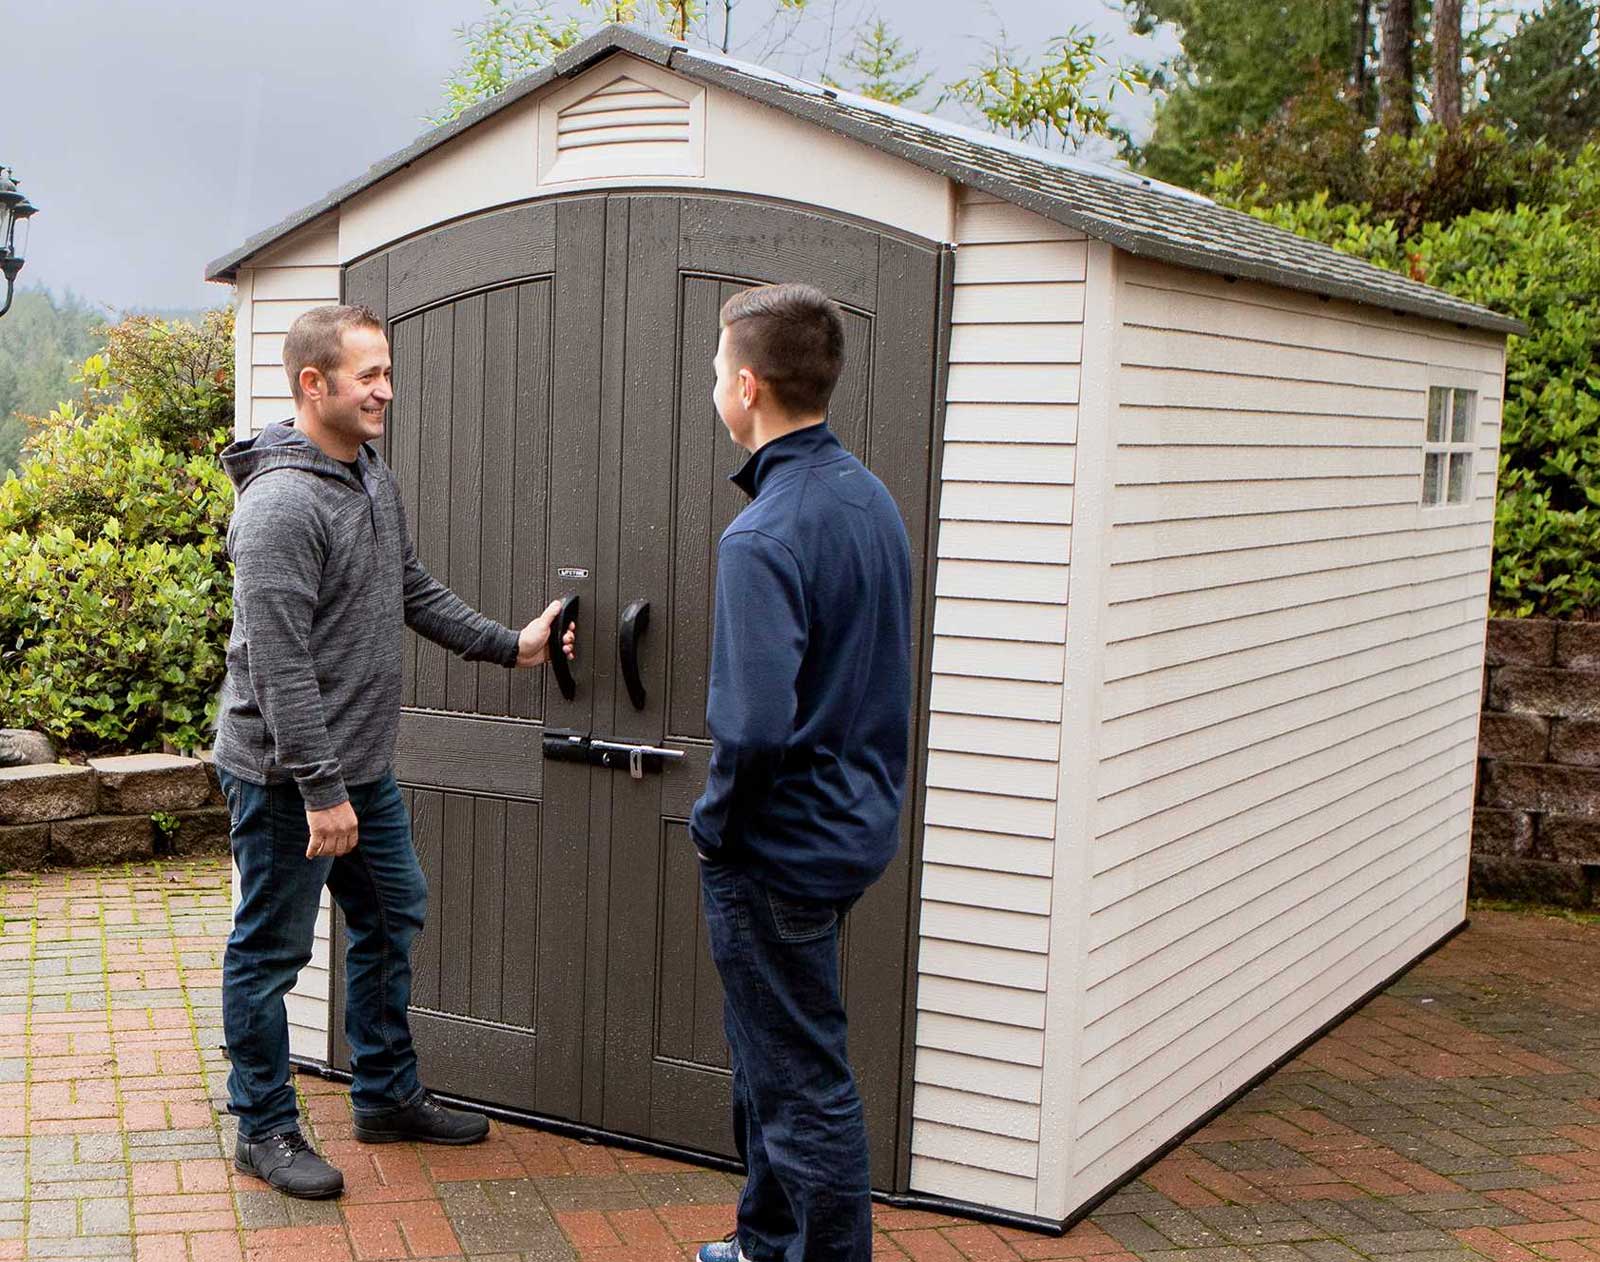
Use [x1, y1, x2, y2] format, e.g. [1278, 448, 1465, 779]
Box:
[0, 312, 236, 753]
[0, 522, 231, 754]
[1, 400, 230, 545]
[1226, 144, 1600, 617]
[1215, 95, 1564, 238]
[104, 310, 234, 452]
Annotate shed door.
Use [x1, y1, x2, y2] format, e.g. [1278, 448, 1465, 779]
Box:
[594, 196, 942, 1185]
[332, 197, 608, 1120]
[333, 193, 942, 1187]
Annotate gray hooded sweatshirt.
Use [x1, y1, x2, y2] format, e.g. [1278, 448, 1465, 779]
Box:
[213, 422, 520, 809]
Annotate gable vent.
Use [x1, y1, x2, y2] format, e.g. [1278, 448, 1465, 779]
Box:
[556, 75, 692, 153]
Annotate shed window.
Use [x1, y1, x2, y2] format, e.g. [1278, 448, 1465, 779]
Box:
[1423, 385, 1476, 506]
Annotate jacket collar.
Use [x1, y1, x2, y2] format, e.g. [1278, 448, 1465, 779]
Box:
[730, 422, 843, 499]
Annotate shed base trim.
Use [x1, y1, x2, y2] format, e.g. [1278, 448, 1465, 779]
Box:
[285, 915, 1465, 1237]
[285, 1057, 1059, 1232]
[1056, 915, 1470, 1232]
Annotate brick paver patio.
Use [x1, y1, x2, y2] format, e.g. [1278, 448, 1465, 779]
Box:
[5, 862, 1600, 1262]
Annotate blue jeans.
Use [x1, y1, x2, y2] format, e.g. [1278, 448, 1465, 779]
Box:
[219, 770, 426, 1141]
[699, 859, 869, 1262]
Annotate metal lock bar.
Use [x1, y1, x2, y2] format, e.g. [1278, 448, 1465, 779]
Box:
[543, 732, 684, 779]
[591, 739, 684, 780]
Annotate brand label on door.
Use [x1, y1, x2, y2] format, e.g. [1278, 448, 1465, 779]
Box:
[557, 566, 590, 579]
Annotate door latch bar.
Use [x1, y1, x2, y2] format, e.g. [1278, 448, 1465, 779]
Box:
[542, 732, 685, 779]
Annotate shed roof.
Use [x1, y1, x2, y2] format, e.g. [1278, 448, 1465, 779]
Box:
[205, 25, 1522, 336]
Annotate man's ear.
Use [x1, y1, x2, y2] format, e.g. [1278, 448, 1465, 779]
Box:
[300, 366, 327, 402]
[738, 366, 759, 410]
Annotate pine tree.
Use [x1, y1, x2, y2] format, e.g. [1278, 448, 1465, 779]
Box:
[1484, 0, 1600, 150]
[824, 19, 929, 106]
[1378, 0, 1417, 137]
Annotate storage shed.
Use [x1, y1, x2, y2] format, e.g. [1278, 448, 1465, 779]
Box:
[205, 25, 1521, 1229]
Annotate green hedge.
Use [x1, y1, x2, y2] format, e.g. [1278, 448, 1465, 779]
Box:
[1226, 144, 1600, 617]
[0, 314, 235, 754]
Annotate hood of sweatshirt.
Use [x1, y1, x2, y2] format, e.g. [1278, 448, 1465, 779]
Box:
[220, 421, 369, 494]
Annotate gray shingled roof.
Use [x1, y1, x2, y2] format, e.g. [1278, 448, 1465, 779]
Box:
[205, 25, 1522, 337]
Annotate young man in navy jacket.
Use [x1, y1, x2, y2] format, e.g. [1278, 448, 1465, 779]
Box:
[690, 284, 913, 1262]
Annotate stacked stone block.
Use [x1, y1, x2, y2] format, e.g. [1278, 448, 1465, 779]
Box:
[1473, 618, 1600, 905]
[0, 752, 230, 870]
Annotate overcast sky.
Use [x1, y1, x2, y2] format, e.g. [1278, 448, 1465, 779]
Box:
[3, 0, 1165, 315]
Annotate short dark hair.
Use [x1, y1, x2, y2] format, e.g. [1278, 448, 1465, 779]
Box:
[719, 283, 845, 417]
[283, 304, 384, 403]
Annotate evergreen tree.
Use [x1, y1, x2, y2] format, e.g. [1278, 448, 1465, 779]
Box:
[824, 19, 929, 106]
[1378, 0, 1418, 137]
[1433, 0, 1463, 129]
[0, 287, 107, 475]
[1129, 0, 1360, 188]
[946, 29, 1150, 153]
[1484, 0, 1600, 151]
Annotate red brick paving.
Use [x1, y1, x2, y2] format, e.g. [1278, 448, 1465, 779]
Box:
[11, 863, 1600, 1261]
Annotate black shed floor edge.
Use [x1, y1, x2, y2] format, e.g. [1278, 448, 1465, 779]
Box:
[287, 915, 1469, 1237]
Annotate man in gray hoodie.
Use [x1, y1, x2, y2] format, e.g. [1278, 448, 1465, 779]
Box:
[214, 304, 573, 1199]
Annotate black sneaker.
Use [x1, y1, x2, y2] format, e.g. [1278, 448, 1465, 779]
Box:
[234, 1131, 344, 1199]
[353, 1090, 490, 1145]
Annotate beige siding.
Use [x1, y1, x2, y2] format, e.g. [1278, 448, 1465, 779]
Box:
[338, 53, 952, 262]
[1059, 255, 1502, 1208]
[227, 218, 339, 1064]
[539, 58, 703, 185]
[233, 216, 341, 435]
[908, 189, 1083, 1215]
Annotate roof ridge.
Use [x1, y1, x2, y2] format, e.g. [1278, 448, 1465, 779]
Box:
[202, 23, 1522, 336]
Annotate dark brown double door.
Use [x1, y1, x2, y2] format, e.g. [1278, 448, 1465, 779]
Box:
[333, 192, 944, 1187]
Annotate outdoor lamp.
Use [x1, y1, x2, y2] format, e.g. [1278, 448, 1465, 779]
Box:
[0, 167, 38, 320]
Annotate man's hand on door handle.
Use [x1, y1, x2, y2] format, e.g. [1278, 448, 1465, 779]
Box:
[516, 599, 579, 668]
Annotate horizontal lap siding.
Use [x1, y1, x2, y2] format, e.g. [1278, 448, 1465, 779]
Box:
[909, 190, 1083, 1215]
[236, 217, 342, 435]
[231, 217, 343, 1066]
[1067, 257, 1504, 1198]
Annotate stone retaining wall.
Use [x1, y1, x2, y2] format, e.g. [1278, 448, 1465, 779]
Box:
[0, 753, 230, 871]
[1473, 618, 1600, 906]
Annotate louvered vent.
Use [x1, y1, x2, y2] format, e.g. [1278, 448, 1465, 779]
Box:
[556, 75, 692, 154]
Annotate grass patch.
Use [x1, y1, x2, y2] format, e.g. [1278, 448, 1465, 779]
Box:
[1470, 897, 1600, 926]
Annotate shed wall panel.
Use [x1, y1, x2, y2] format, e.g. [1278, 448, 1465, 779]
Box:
[233, 230, 344, 1054]
[907, 188, 1082, 1215]
[1060, 254, 1502, 1206]
[234, 215, 342, 441]
[336, 55, 953, 262]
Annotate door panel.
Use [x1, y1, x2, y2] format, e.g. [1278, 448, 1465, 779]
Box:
[654, 820, 728, 1070]
[600, 195, 941, 1185]
[405, 787, 540, 1026]
[334, 192, 939, 1189]
[332, 199, 600, 1121]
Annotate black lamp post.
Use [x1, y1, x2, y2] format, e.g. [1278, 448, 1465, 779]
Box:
[0, 167, 38, 320]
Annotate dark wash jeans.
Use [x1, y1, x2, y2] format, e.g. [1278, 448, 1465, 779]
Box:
[699, 858, 869, 1262]
[219, 770, 426, 1141]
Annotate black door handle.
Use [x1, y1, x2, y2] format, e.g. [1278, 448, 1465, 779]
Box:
[619, 598, 650, 710]
[550, 594, 579, 702]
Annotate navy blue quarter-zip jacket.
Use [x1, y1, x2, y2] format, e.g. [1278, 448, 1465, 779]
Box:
[689, 422, 913, 901]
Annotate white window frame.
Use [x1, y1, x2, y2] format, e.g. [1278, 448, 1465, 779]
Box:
[1422, 381, 1477, 508]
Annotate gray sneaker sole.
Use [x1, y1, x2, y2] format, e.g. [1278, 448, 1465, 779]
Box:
[351, 1122, 489, 1145]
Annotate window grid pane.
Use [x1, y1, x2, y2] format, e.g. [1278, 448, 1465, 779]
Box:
[1448, 452, 1472, 503]
[1423, 452, 1445, 504]
[1451, 389, 1474, 443]
[1427, 387, 1448, 443]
